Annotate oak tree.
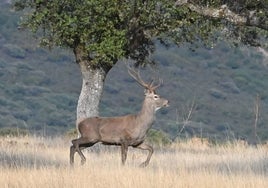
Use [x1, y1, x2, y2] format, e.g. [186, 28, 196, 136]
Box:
[14, 0, 268, 122]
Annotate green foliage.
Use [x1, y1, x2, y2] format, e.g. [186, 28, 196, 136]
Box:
[14, 0, 128, 66]
[3, 44, 26, 58]
[14, 0, 268, 67]
[209, 88, 227, 99]
[0, 127, 29, 137]
[147, 129, 171, 146]
[65, 128, 78, 139]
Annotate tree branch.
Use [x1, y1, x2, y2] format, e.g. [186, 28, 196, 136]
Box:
[175, 1, 267, 31]
[172, 98, 196, 141]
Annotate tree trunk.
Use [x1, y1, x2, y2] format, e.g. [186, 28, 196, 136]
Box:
[74, 45, 110, 126]
[77, 62, 107, 122]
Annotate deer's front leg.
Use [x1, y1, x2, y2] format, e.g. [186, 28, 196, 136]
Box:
[70, 145, 75, 166]
[135, 143, 153, 167]
[121, 143, 128, 165]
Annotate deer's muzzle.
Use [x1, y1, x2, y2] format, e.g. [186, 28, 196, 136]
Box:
[163, 100, 169, 107]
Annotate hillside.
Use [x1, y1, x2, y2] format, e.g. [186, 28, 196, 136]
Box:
[0, 2, 268, 142]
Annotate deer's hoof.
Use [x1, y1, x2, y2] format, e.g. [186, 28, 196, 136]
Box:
[70, 161, 74, 166]
[139, 162, 149, 168]
[81, 159, 86, 166]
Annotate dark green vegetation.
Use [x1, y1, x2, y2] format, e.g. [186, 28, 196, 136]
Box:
[0, 2, 267, 142]
[0, 2, 80, 135]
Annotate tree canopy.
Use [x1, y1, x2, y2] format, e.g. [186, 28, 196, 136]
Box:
[15, 0, 127, 69]
[14, 0, 267, 68]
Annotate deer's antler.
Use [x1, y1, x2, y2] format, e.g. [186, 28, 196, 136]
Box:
[128, 67, 162, 92]
[150, 78, 163, 91]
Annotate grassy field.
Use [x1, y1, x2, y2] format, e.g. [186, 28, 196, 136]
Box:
[0, 136, 268, 188]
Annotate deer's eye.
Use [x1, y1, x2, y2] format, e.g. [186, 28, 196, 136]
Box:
[154, 95, 159, 99]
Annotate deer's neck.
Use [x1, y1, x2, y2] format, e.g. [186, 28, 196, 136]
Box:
[136, 100, 155, 129]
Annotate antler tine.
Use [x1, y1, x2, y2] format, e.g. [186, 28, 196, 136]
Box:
[151, 78, 163, 91]
[127, 67, 150, 89]
[148, 79, 154, 87]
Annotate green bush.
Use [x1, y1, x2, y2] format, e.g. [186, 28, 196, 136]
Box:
[209, 88, 227, 99]
[0, 127, 29, 136]
[147, 129, 171, 147]
[3, 44, 26, 58]
[226, 61, 240, 69]
[65, 128, 78, 139]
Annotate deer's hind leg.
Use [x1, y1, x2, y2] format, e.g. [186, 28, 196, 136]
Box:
[134, 143, 154, 167]
[70, 137, 97, 166]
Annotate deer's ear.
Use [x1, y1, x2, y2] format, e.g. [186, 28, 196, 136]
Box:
[144, 89, 149, 95]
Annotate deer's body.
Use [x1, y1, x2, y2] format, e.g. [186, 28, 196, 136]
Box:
[79, 116, 148, 146]
[70, 69, 169, 167]
[78, 98, 156, 145]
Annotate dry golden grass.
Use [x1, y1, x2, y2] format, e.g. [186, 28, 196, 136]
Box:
[0, 136, 268, 188]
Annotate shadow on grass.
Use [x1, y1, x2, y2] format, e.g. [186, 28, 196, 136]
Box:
[0, 150, 68, 169]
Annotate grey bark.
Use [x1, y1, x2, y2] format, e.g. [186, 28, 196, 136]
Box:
[74, 45, 109, 126]
[77, 63, 106, 122]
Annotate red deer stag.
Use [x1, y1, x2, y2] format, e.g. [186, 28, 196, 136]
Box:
[70, 68, 169, 167]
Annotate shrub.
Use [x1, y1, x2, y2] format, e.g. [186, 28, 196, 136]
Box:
[3, 44, 26, 58]
[65, 128, 77, 139]
[147, 129, 171, 146]
[209, 88, 227, 99]
[0, 127, 29, 137]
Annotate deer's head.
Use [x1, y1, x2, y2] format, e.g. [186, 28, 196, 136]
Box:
[128, 68, 169, 111]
